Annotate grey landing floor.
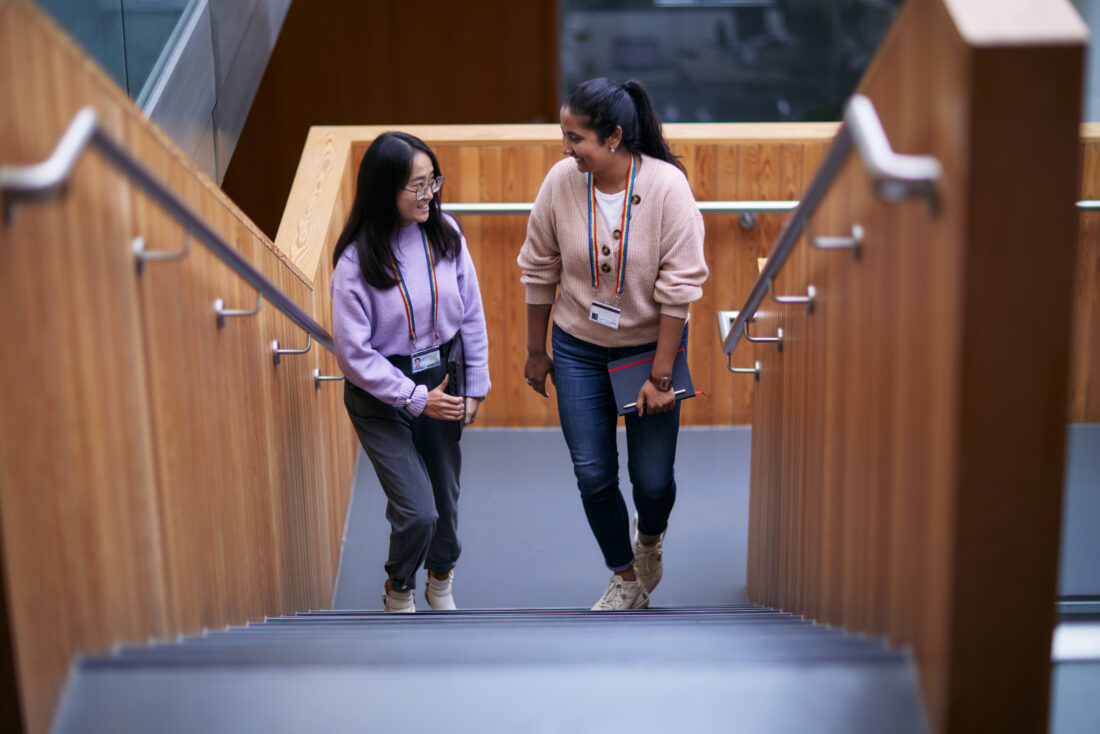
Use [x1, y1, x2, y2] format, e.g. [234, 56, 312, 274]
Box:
[333, 426, 751, 610]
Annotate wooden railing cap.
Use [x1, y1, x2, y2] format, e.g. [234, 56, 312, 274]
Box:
[945, 0, 1087, 46]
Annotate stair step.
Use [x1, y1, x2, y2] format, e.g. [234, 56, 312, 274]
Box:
[56, 604, 927, 734]
[83, 606, 900, 670]
[57, 658, 927, 734]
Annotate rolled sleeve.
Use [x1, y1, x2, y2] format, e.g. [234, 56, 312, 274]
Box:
[455, 238, 492, 399]
[653, 192, 708, 310]
[518, 172, 563, 304]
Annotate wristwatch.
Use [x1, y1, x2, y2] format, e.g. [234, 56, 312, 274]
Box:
[649, 373, 673, 392]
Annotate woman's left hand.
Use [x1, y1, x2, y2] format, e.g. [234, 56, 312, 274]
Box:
[635, 380, 676, 416]
[463, 396, 482, 426]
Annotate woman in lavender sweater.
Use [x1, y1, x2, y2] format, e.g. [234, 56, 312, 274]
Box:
[518, 79, 708, 611]
[331, 132, 490, 613]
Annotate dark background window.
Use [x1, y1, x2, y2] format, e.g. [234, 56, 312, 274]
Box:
[561, 0, 903, 122]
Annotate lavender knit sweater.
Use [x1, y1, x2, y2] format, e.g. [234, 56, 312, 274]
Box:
[518, 154, 708, 347]
[331, 219, 491, 416]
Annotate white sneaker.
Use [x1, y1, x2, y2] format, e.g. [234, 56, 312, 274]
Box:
[632, 513, 665, 593]
[382, 581, 415, 613]
[590, 574, 649, 611]
[425, 571, 457, 610]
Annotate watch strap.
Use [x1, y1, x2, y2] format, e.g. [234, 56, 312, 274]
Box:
[649, 373, 673, 392]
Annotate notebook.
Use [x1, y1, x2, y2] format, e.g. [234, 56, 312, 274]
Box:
[606, 347, 693, 415]
[447, 332, 465, 438]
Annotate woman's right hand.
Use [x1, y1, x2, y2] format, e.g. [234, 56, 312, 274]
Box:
[423, 375, 465, 421]
[524, 352, 554, 398]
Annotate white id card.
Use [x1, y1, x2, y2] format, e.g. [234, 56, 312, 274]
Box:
[411, 346, 441, 373]
[588, 300, 621, 330]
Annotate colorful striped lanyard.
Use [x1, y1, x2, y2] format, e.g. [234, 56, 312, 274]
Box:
[587, 155, 638, 296]
[389, 228, 439, 345]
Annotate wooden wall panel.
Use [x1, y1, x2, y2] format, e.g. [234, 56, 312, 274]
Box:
[0, 2, 358, 731]
[0, 6, 162, 731]
[284, 127, 837, 428]
[286, 122, 1100, 433]
[743, 1, 1086, 732]
[1071, 133, 1100, 422]
[222, 0, 560, 240]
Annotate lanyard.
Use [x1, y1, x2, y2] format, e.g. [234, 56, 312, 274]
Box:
[389, 228, 439, 345]
[587, 155, 638, 296]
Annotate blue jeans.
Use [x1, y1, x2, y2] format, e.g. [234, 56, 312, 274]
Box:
[551, 323, 685, 573]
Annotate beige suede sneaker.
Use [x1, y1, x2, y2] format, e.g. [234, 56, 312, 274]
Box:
[590, 574, 649, 611]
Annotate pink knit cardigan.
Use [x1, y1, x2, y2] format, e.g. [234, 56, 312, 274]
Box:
[518, 153, 708, 347]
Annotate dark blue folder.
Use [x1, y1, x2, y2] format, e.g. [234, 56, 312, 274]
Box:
[607, 347, 694, 415]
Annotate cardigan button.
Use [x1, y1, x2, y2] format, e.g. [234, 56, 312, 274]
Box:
[612, 229, 621, 240]
[631, 194, 641, 205]
[601, 246, 611, 256]
[600, 263, 611, 273]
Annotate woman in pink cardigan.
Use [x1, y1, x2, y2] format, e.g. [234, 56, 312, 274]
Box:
[518, 79, 708, 610]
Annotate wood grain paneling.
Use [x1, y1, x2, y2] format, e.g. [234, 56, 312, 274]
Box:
[281, 125, 837, 428]
[1071, 128, 1100, 423]
[282, 113, 1100, 431]
[222, 0, 560, 240]
[0, 2, 357, 731]
[743, 1, 1086, 733]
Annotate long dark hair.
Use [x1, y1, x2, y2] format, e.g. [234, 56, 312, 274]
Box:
[332, 131, 461, 289]
[565, 78, 684, 174]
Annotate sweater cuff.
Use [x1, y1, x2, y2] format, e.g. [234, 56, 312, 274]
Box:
[405, 384, 429, 417]
[525, 284, 557, 305]
[659, 302, 691, 320]
[463, 367, 492, 399]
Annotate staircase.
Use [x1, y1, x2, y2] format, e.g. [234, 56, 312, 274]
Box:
[53, 605, 928, 733]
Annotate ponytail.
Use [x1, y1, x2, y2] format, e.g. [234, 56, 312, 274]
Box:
[621, 80, 684, 174]
[566, 77, 684, 174]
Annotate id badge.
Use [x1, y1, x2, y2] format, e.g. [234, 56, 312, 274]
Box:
[411, 346, 441, 374]
[588, 300, 621, 330]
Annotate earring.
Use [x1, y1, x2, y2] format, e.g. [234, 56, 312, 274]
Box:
[610, 146, 616, 153]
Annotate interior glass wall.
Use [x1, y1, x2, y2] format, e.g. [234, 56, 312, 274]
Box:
[34, 0, 192, 100]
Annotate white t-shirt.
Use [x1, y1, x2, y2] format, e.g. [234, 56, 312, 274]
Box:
[594, 187, 626, 235]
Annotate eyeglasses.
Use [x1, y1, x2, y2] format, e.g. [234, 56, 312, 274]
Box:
[404, 175, 444, 201]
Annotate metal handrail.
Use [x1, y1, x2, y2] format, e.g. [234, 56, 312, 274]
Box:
[846, 94, 941, 206]
[722, 94, 942, 360]
[442, 201, 800, 216]
[1, 106, 335, 354]
[445, 199, 1097, 217]
[442, 198, 1100, 217]
[720, 125, 854, 358]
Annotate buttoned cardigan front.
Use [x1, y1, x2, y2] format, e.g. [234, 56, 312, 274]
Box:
[518, 153, 708, 347]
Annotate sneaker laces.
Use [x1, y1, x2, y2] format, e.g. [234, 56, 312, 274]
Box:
[594, 577, 627, 610]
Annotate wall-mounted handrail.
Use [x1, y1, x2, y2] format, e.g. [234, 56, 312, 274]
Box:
[442, 196, 1100, 217]
[722, 94, 942, 360]
[846, 94, 941, 206]
[441, 201, 800, 216]
[0, 106, 335, 354]
[444, 197, 1096, 218]
[720, 125, 854, 357]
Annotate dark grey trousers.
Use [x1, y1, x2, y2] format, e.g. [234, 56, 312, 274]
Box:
[343, 354, 461, 592]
